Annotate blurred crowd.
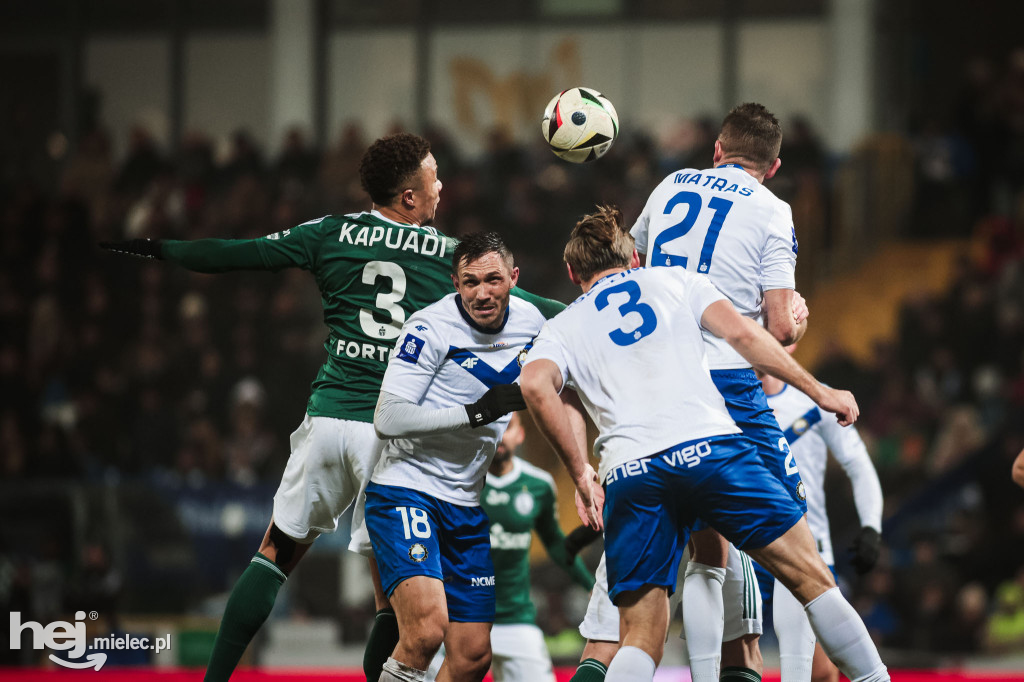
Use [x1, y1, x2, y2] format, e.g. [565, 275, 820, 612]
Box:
[3, 48, 1024, 660]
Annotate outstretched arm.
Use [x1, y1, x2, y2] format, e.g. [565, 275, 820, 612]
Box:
[101, 224, 321, 273]
[701, 300, 858, 425]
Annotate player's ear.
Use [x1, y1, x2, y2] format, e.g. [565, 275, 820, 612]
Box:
[713, 140, 724, 165]
[509, 266, 520, 288]
[401, 187, 416, 209]
[566, 262, 582, 286]
[630, 249, 641, 269]
[764, 157, 782, 180]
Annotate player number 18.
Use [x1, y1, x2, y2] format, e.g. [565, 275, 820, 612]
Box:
[396, 506, 432, 539]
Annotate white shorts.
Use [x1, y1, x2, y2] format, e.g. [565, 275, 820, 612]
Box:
[491, 623, 555, 682]
[579, 554, 620, 642]
[679, 543, 762, 642]
[272, 414, 385, 545]
[426, 624, 554, 682]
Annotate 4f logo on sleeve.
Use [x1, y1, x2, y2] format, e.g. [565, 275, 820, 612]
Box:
[396, 334, 425, 364]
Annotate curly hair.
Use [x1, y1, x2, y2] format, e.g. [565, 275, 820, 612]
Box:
[718, 103, 782, 173]
[563, 205, 634, 282]
[358, 133, 432, 206]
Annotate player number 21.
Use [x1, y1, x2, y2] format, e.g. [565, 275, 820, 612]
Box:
[651, 192, 734, 273]
[396, 506, 431, 539]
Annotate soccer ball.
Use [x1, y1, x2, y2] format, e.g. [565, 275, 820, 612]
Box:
[541, 87, 619, 163]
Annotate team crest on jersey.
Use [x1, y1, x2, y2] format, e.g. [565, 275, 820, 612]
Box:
[514, 489, 534, 516]
[791, 418, 809, 436]
[796, 481, 807, 501]
[517, 338, 535, 367]
[396, 334, 425, 364]
[408, 543, 429, 562]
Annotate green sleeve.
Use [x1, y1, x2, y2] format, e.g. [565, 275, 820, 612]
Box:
[511, 287, 566, 320]
[161, 223, 321, 273]
[534, 483, 595, 590]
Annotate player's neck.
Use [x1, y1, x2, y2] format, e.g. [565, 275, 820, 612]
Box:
[581, 268, 627, 292]
[375, 204, 419, 226]
[714, 158, 765, 183]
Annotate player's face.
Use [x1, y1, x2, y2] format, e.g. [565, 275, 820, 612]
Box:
[453, 251, 519, 329]
[412, 153, 442, 226]
[495, 412, 525, 462]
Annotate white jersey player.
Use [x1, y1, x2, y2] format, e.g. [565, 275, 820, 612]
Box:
[569, 104, 808, 682]
[520, 206, 888, 682]
[366, 233, 552, 682]
[756, 365, 883, 682]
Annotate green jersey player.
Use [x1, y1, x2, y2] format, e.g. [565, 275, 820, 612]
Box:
[484, 412, 595, 682]
[101, 133, 560, 682]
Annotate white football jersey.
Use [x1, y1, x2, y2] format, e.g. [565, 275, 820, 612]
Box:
[524, 267, 740, 482]
[371, 293, 547, 506]
[766, 383, 883, 564]
[631, 164, 798, 370]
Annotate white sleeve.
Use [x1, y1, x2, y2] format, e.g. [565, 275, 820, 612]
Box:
[380, 316, 445, 404]
[685, 273, 729, 328]
[819, 418, 883, 532]
[759, 202, 798, 291]
[373, 391, 470, 439]
[521, 324, 571, 390]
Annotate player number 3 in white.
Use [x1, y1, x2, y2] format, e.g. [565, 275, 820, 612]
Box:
[396, 506, 432, 539]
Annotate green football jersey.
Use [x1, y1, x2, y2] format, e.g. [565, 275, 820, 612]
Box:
[163, 211, 457, 422]
[482, 457, 594, 625]
[161, 211, 564, 423]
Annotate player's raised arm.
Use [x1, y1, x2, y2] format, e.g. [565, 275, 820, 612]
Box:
[700, 298, 858, 426]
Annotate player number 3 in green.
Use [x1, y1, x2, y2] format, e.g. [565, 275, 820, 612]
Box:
[396, 506, 432, 539]
[360, 261, 408, 340]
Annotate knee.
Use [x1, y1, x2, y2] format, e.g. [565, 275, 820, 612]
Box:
[447, 638, 491, 681]
[403, 615, 448, 657]
[722, 634, 761, 669]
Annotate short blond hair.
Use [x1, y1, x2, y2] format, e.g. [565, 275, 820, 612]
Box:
[563, 205, 634, 282]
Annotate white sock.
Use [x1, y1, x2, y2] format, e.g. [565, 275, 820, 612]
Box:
[606, 645, 656, 682]
[381, 657, 428, 682]
[774, 580, 815, 682]
[804, 588, 889, 682]
[682, 562, 726, 682]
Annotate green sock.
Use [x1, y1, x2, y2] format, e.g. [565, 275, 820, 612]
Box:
[363, 607, 400, 682]
[204, 553, 286, 682]
[720, 666, 761, 682]
[571, 658, 609, 682]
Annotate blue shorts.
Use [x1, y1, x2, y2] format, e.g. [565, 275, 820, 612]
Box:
[364, 482, 495, 622]
[711, 369, 807, 513]
[602, 434, 805, 604]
